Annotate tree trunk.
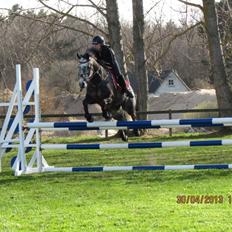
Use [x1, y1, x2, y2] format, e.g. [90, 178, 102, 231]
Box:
[105, 0, 128, 78]
[132, 0, 148, 120]
[203, 0, 232, 116]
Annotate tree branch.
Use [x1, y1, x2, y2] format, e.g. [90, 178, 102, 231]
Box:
[86, 0, 107, 17]
[37, 0, 107, 36]
[60, 0, 106, 10]
[144, 0, 162, 17]
[154, 21, 203, 65]
[178, 0, 203, 11]
[14, 13, 94, 37]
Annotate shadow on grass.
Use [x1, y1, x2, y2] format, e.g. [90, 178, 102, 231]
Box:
[0, 170, 40, 185]
[1, 168, 232, 186]
[149, 132, 232, 141]
[38, 169, 232, 185]
[43, 136, 113, 144]
[43, 132, 232, 145]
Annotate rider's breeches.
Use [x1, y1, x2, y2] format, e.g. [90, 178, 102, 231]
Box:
[111, 59, 127, 90]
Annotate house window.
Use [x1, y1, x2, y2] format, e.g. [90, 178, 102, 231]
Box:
[168, 79, 174, 87]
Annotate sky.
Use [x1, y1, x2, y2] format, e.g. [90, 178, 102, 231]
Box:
[0, 0, 204, 24]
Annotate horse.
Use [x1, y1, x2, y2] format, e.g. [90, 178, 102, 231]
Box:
[77, 52, 139, 141]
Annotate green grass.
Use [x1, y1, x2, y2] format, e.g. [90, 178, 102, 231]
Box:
[1, 132, 232, 232]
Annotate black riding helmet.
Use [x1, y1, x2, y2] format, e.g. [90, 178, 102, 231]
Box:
[92, 35, 105, 45]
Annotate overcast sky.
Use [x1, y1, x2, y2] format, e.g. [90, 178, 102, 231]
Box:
[0, 0, 204, 23]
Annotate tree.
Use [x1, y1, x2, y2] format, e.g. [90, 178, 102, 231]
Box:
[217, 0, 232, 88]
[132, 0, 148, 120]
[179, 0, 232, 116]
[35, 0, 128, 76]
[202, 0, 232, 116]
[105, 0, 128, 78]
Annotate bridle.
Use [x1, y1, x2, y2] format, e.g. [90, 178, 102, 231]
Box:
[80, 57, 102, 83]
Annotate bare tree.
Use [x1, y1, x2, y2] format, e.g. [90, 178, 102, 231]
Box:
[132, 0, 148, 120]
[203, 0, 232, 116]
[179, 0, 232, 116]
[105, 0, 128, 78]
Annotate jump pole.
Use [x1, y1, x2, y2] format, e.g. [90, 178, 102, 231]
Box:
[39, 139, 232, 150]
[15, 64, 27, 175]
[27, 117, 232, 130]
[43, 164, 232, 173]
[33, 68, 43, 172]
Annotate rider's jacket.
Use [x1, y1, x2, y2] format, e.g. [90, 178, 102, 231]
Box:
[89, 45, 122, 77]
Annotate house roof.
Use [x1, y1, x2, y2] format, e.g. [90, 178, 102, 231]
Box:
[148, 69, 190, 93]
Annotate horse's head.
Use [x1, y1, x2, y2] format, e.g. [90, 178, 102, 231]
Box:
[77, 50, 101, 90]
[77, 53, 91, 89]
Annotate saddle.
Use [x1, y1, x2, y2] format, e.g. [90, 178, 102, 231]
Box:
[111, 74, 122, 91]
[110, 73, 131, 92]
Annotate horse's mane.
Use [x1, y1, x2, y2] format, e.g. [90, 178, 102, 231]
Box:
[80, 48, 108, 81]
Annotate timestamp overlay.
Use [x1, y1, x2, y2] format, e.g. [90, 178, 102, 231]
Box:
[176, 195, 232, 204]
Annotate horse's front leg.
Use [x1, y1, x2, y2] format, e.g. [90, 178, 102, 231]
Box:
[83, 97, 94, 122]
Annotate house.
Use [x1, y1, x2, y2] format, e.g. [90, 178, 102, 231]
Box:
[148, 70, 191, 95]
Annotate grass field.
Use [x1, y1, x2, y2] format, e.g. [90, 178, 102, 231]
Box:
[1, 132, 232, 232]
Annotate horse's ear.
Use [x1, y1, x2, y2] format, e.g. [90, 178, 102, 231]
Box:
[82, 53, 89, 60]
[77, 52, 81, 59]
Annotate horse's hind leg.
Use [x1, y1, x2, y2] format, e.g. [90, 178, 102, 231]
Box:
[122, 98, 140, 136]
[131, 113, 141, 136]
[113, 111, 128, 142]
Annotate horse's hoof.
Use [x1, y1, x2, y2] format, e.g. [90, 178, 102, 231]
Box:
[134, 129, 141, 137]
[103, 112, 112, 121]
[88, 117, 94, 122]
[85, 114, 94, 122]
[122, 134, 128, 142]
[104, 116, 112, 121]
[120, 130, 128, 142]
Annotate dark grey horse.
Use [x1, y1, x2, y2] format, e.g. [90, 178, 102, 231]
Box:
[77, 52, 138, 141]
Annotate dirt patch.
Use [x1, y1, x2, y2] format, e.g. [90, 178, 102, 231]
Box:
[148, 89, 216, 119]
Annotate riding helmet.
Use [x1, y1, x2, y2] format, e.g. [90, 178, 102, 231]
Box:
[92, 35, 105, 45]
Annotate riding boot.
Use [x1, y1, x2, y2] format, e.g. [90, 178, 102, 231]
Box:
[118, 74, 134, 98]
[124, 88, 134, 98]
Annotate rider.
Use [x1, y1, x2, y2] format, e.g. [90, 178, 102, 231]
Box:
[90, 35, 134, 98]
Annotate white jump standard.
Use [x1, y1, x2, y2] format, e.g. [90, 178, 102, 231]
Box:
[2, 64, 232, 176]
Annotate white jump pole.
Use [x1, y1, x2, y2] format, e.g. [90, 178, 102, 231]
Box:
[15, 64, 27, 175]
[33, 67, 43, 172]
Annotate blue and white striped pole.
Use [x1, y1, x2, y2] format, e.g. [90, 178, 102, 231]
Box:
[27, 117, 232, 131]
[40, 139, 232, 150]
[43, 163, 232, 173]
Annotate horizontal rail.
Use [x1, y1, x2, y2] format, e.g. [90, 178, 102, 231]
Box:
[27, 117, 232, 130]
[40, 139, 232, 150]
[0, 102, 35, 107]
[43, 164, 232, 172]
[5, 139, 232, 149]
